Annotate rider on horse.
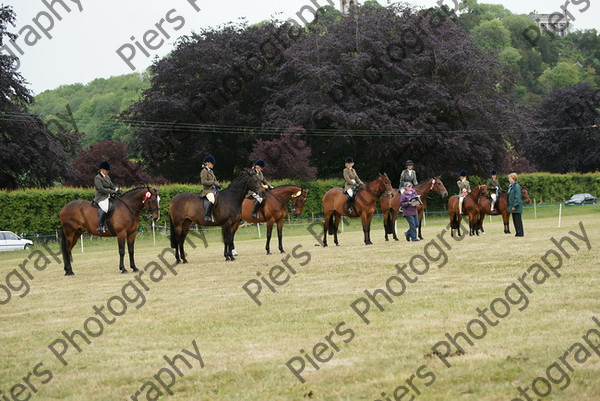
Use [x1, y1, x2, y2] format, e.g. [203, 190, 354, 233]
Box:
[249, 159, 273, 218]
[486, 170, 502, 212]
[343, 157, 364, 214]
[94, 161, 120, 233]
[457, 170, 471, 215]
[200, 155, 221, 222]
[399, 160, 418, 193]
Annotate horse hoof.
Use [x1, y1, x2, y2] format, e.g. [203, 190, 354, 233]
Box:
[394, 238, 399, 241]
[385, 238, 389, 242]
[64, 271, 74, 276]
[280, 250, 285, 254]
[231, 256, 236, 261]
[182, 259, 188, 264]
[365, 242, 373, 245]
[267, 251, 272, 255]
[132, 267, 139, 273]
[121, 269, 129, 274]
[176, 259, 181, 264]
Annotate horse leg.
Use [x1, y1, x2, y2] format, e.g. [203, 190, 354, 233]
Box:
[392, 210, 399, 241]
[265, 220, 274, 255]
[362, 215, 372, 245]
[118, 233, 128, 273]
[503, 212, 511, 233]
[179, 221, 191, 264]
[276, 219, 285, 254]
[323, 211, 331, 247]
[333, 213, 341, 246]
[63, 228, 78, 276]
[418, 209, 424, 240]
[127, 233, 139, 273]
[222, 224, 234, 261]
[383, 210, 389, 241]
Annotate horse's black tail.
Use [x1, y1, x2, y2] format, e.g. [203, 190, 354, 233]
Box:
[451, 213, 459, 229]
[169, 215, 177, 249]
[327, 214, 335, 235]
[60, 226, 69, 263]
[385, 213, 394, 234]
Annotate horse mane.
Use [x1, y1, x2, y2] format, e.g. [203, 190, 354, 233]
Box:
[121, 186, 153, 196]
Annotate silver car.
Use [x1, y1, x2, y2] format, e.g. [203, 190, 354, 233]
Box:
[0, 231, 33, 251]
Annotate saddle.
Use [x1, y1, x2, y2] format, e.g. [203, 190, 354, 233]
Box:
[91, 199, 115, 217]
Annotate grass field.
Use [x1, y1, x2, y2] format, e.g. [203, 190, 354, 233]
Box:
[1, 205, 599, 401]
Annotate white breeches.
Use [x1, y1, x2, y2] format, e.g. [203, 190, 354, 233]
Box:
[346, 189, 353, 197]
[98, 198, 109, 212]
[252, 193, 263, 203]
[206, 193, 215, 203]
[491, 193, 497, 202]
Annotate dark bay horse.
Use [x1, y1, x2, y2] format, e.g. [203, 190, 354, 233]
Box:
[169, 171, 264, 262]
[447, 184, 488, 237]
[478, 187, 531, 234]
[59, 187, 160, 275]
[323, 173, 394, 246]
[240, 185, 309, 255]
[380, 176, 448, 241]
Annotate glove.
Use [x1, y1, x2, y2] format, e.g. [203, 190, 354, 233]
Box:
[351, 179, 356, 184]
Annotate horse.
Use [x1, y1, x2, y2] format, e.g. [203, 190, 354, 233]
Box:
[59, 187, 161, 275]
[380, 176, 448, 241]
[239, 185, 309, 255]
[169, 171, 264, 262]
[477, 187, 531, 234]
[447, 183, 489, 237]
[323, 173, 394, 246]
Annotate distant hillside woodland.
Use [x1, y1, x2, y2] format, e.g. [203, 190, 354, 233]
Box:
[2, 1, 599, 189]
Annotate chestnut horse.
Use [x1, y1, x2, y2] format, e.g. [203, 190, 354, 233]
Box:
[447, 183, 488, 237]
[59, 187, 161, 275]
[169, 171, 264, 262]
[478, 187, 531, 234]
[240, 185, 309, 255]
[323, 173, 394, 246]
[381, 176, 448, 241]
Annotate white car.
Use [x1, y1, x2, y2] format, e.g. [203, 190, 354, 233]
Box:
[0, 231, 33, 251]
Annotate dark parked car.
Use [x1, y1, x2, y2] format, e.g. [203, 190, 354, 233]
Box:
[565, 193, 597, 206]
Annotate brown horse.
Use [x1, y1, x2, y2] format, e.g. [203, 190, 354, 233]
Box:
[59, 187, 161, 275]
[323, 173, 394, 246]
[381, 176, 449, 241]
[169, 171, 264, 262]
[447, 184, 489, 237]
[240, 185, 309, 255]
[478, 187, 531, 234]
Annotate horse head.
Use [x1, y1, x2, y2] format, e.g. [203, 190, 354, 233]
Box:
[378, 173, 394, 198]
[290, 188, 309, 216]
[142, 186, 161, 222]
[431, 176, 448, 197]
[522, 187, 531, 204]
[474, 183, 489, 198]
[244, 169, 267, 197]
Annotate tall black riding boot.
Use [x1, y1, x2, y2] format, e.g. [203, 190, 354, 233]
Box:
[346, 195, 354, 214]
[204, 202, 214, 222]
[97, 209, 107, 233]
[251, 200, 261, 219]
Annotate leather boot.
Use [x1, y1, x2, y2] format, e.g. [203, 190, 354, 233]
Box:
[204, 202, 214, 222]
[97, 209, 107, 233]
[251, 200, 261, 219]
[346, 195, 354, 214]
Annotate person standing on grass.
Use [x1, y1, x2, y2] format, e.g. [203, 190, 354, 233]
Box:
[508, 172, 524, 237]
[400, 182, 420, 242]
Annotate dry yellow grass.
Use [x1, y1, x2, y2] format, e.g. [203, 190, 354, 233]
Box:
[1, 207, 599, 401]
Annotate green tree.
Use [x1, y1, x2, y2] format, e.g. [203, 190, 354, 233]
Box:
[471, 19, 511, 50]
[537, 62, 583, 93]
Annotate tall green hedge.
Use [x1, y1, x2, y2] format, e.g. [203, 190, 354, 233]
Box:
[1, 173, 598, 235]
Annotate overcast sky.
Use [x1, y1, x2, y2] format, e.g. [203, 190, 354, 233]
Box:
[1, 0, 598, 94]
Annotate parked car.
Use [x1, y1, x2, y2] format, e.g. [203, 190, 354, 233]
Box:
[0, 231, 33, 251]
[565, 193, 597, 206]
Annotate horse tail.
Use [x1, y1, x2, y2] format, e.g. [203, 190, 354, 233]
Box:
[327, 214, 335, 235]
[451, 213, 459, 229]
[60, 226, 70, 263]
[385, 212, 394, 234]
[169, 215, 177, 249]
